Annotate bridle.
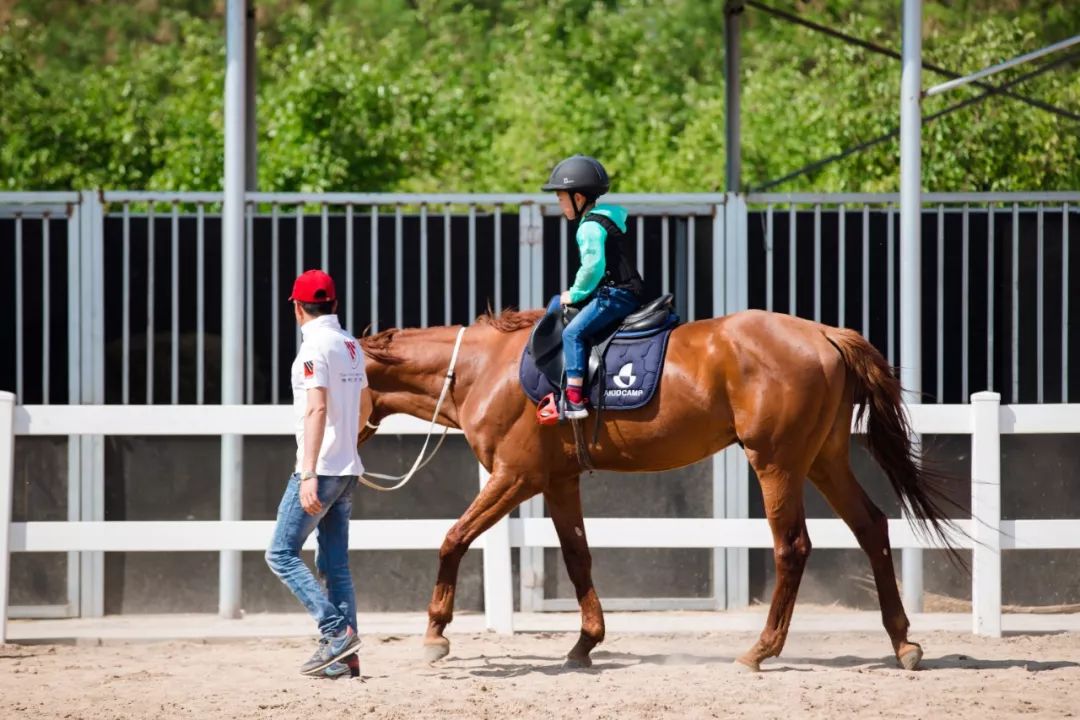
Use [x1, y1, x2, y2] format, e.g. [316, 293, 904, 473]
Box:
[357, 326, 467, 492]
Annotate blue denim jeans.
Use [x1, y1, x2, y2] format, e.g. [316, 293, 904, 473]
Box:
[550, 286, 640, 379]
[265, 473, 357, 638]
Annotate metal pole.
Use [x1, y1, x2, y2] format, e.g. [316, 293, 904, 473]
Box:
[245, 0, 257, 191]
[66, 201, 82, 616]
[716, 0, 744, 614]
[0, 392, 15, 643]
[516, 205, 544, 611]
[711, 207, 727, 610]
[675, 219, 688, 319]
[220, 0, 247, 619]
[899, 0, 924, 613]
[724, 1, 743, 191]
[925, 34, 1080, 97]
[79, 192, 105, 618]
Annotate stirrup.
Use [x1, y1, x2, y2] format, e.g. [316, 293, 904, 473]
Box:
[536, 392, 561, 425]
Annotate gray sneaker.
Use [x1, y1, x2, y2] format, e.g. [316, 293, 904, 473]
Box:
[300, 626, 361, 676]
[321, 659, 350, 679]
[320, 653, 360, 680]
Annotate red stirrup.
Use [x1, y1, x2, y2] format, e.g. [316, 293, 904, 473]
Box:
[536, 392, 560, 425]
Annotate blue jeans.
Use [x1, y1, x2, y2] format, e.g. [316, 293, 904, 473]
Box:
[265, 473, 357, 638]
[550, 286, 640, 379]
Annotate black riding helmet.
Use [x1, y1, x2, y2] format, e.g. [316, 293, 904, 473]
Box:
[542, 155, 610, 219]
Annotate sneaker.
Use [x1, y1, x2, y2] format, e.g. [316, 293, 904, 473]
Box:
[300, 626, 362, 676]
[318, 652, 359, 680]
[321, 659, 351, 679]
[563, 395, 589, 420]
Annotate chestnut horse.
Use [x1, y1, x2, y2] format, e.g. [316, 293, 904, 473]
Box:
[357, 308, 957, 671]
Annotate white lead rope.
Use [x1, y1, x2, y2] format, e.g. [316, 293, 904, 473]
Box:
[357, 326, 467, 492]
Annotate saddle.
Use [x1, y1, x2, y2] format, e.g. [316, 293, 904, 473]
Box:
[527, 293, 678, 391]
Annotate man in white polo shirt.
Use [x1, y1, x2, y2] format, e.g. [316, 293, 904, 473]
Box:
[265, 269, 371, 679]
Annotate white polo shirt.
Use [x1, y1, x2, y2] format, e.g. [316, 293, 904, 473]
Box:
[291, 314, 366, 476]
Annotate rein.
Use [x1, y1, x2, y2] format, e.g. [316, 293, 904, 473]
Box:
[357, 325, 467, 492]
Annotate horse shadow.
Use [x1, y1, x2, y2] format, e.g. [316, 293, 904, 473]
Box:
[458, 650, 738, 678]
[720, 654, 1079, 673]
[452, 650, 1079, 677]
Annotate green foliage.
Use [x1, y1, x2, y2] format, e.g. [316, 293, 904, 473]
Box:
[1, 0, 1077, 192]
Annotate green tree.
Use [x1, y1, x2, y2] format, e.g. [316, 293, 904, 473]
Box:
[1, 1, 1077, 192]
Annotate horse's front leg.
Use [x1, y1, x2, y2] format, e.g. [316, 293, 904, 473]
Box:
[424, 468, 541, 662]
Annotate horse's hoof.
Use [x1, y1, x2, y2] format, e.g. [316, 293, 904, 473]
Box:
[734, 656, 761, 673]
[563, 654, 593, 669]
[898, 643, 923, 671]
[423, 640, 450, 664]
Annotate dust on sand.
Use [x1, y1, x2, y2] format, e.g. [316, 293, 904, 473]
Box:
[2, 629, 1078, 719]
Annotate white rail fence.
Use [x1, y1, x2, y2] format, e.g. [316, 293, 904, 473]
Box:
[2, 391, 1080, 643]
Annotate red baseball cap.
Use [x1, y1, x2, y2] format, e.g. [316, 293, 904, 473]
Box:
[289, 269, 337, 303]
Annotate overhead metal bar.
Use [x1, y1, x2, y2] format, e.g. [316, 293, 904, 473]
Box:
[751, 49, 1080, 192]
[925, 34, 1080, 97]
[744, 0, 1080, 124]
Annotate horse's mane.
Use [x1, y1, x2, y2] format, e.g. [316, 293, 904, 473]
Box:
[475, 308, 545, 333]
[359, 328, 405, 365]
[359, 309, 543, 364]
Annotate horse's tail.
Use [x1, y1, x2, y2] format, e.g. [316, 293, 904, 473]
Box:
[826, 328, 963, 557]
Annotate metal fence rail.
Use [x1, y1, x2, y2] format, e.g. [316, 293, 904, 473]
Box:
[90, 192, 731, 407]
[2, 189, 1077, 622]
[101, 196, 527, 405]
[8, 190, 1074, 408]
[4, 392, 1080, 642]
[748, 192, 1079, 404]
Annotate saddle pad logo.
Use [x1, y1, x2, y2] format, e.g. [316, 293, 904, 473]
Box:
[612, 362, 637, 389]
[518, 326, 673, 412]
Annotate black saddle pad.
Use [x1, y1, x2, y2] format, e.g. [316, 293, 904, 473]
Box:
[519, 328, 674, 410]
[527, 293, 676, 388]
[519, 296, 679, 411]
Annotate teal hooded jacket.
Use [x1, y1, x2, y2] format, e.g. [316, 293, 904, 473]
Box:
[566, 204, 629, 303]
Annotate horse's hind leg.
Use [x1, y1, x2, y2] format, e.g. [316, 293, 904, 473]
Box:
[808, 444, 923, 670]
[544, 473, 604, 668]
[423, 468, 540, 662]
[737, 463, 812, 672]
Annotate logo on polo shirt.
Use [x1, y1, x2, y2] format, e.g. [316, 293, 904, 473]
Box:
[303, 361, 314, 378]
[344, 340, 360, 368]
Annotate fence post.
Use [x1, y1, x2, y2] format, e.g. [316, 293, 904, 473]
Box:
[0, 392, 16, 642]
[714, 196, 750, 609]
[479, 464, 514, 633]
[516, 205, 546, 611]
[78, 191, 106, 618]
[971, 391, 1002, 637]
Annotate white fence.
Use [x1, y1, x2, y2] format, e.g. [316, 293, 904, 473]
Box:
[3, 390, 1080, 643]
